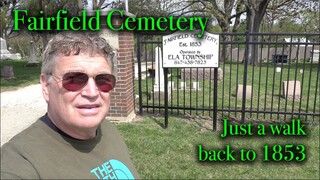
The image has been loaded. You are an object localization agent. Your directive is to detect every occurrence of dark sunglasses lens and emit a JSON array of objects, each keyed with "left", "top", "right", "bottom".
[
  {"left": 95, "top": 74, "right": 115, "bottom": 92},
  {"left": 62, "top": 72, "right": 88, "bottom": 91}
]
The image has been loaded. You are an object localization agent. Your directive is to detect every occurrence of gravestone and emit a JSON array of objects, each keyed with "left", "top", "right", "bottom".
[
  {"left": 26, "top": 41, "right": 40, "bottom": 67},
  {"left": 153, "top": 47, "right": 165, "bottom": 92},
  {"left": 310, "top": 50, "right": 319, "bottom": 63},
  {"left": 168, "top": 81, "right": 175, "bottom": 90},
  {"left": 0, "top": 38, "right": 21, "bottom": 60},
  {"left": 180, "top": 68, "right": 223, "bottom": 81},
  {"left": 0, "top": 38, "right": 10, "bottom": 55},
  {"left": 276, "top": 67, "right": 281, "bottom": 73},
  {"left": 282, "top": 81, "right": 301, "bottom": 100},
  {"left": 1, "top": 66, "right": 14, "bottom": 78},
  {"left": 152, "top": 47, "right": 171, "bottom": 100},
  {"left": 192, "top": 82, "right": 200, "bottom": 90},
  {"left": 236, "top": 84, "right": 252, "bottom": 99},
  {"left": 179, "top": 81, "right": 187, "bottom": 89}
]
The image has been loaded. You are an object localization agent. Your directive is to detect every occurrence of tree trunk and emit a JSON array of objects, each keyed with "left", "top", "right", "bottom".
[
  {"left": 40, "top": 0, "right": 48, "bottom": 50},
  {"left": 77, "top": 0, "right": 84, "bottom": 10},
  {"left": 246, "top": 9, "right": 261, "bottom": 66},
  {"left": 215, "top": 18, "right": 231, "bottom": 63},
  {"left": 220, "top": 33, "right": 231, "bottom": 63},
  {"left": 42, "top": 33, "right": 48, "bottom": 50},
  {"left": 17, "top": 43, "right": 26, "bottom": 57},
  {"left": 244, "top": 0, "right": 270, "bottom": 66}
]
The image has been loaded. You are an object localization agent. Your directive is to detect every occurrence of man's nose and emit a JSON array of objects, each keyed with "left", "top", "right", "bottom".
[{"left": 81, "top": 78, "right": 99, "bottom": 97}]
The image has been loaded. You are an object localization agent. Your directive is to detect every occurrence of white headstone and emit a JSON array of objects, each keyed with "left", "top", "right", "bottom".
[
  {"left": 168, "top": 81, "right": 174, "bottom": 90},
  {"left": 0, "top": 38, "right": 22, "bottom": 60},
  {"left": 0, "top": 38, "right": 10, "bottom": 54},
  {"left": 30, "top": 41, "right": 38, "bottom": 62},
  {"left": 0, "top": 38, "right": 11, "bottom": 60},
  {"left": 310, "top": 50, "right": 319, "bottom": 63},
  {"left": 276, "top": 67, "right": 281, "bottom": 73},
  {"left": 153, "top": 47, "right": 165, "bottom": 92},
  {"left": 192, "top": 82, "right": 200, "bottom": 90},
  {"left": 180, "top": 82, "right": 186, "bottom": 89},
  {"left": 26, "top": 41, "right": 40, "bottom": 66}
]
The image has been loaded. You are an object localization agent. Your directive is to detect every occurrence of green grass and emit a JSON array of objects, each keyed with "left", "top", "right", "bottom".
[
  {"left": 0, "top": 60, "right": 41, "bottom": 92},
  {"left": 137, "top": 62, "right": 319, "bottom": 122},
  {"left": 117, "top": 116, "right": 320, "bottom": 179}
]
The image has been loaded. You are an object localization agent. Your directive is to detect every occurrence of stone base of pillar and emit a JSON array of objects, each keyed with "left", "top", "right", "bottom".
[{"left": 106, "top": 111, "right": 136, "bottom": 123}]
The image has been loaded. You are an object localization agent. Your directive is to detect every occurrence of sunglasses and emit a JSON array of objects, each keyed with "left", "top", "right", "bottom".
[{"left": 51, "top": 72, "right": 116, "bottom": 92}]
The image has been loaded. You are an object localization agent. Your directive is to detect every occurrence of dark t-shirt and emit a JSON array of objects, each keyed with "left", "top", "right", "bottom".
[{"left": 1, "top": 114, "right": 140, "bottom": 179}]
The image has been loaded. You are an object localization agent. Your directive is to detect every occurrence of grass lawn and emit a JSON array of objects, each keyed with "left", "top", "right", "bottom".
[
  {"left": 0, "top": 60, "right": 41, "bottom": 92},
  {"left": 117, "top": 116, "right": 320, "bottom": 179},
  {"left": 137, "top": 62, "right": 319, "bottom": 122}
]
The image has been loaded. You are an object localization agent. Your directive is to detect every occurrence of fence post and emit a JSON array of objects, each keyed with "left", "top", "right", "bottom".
[
  {"left": 137, "top": 34, "right": 143, "bottom": 115},
  {"left": 213, "top": 67, "right": 218, "bottom": 132},
  {"left": 241, "top": 31, "right": 250, "bottom": 123},
  {"left": 164, "top": 68, "right": 169, "bottom": 128}
]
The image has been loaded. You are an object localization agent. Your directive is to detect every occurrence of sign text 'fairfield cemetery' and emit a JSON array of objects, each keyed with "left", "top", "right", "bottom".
[{"left": 163, "top": 30, "right": 219, "bottom": 68}]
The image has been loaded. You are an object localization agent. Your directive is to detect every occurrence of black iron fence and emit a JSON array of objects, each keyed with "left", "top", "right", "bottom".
[{"left": 136, "top": 32, "right": 320, "bottom": 129}]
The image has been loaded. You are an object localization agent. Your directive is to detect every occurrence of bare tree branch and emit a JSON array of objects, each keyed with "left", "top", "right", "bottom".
[{"left": 167, "top": 0, "right": 202, "bottom": 15}]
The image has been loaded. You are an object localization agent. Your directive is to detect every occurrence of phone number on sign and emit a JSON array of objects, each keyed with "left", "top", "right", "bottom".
[{"left": 174, "top": 60, "right": 207, "bottom": 65}]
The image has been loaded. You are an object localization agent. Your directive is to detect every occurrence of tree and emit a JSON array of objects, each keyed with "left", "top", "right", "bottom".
[
  {"left": 164, "top": 0, "right": 246, "bottom": 34},
  {"left": 71, "top": 0, "right": 320, "bottom": 66},
  {"left": 244, "top": 0, "right": 319, "bottom": 65},
  {"left": 7, "top": 32, "right": 33, "bottom": 57},
  {"left": 156, "top": 0, "right": 246, "bottom": 62},
  {"left": 127, "top": 0, "right": 177, "bottom": 17},
  {"left": 80, "top": 0, "right": 123, "bottom": 10},
  {"left": 300, "top": 9, "right": 320, "bottom": 33},
  {"left": 20, "top": 0, "right": 81, "bottom": 48},
  {"left": 243, "top": 0, "right": 270, "bottom": 65},
  {"left": 262, "top": 0, "right": 320, "bottom": 33},
  {"left": 0, "top": 0, "right": 21, "bottom": 38}
]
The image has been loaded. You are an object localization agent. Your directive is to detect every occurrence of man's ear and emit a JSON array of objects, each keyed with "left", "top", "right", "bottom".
[{"left": 40, "top": 73, "right": 50, "bottom": 102}]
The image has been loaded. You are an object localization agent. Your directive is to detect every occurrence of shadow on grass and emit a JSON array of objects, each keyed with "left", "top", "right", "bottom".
[{"left": 150, "top": 116, "right": 166, "bottom": 129}]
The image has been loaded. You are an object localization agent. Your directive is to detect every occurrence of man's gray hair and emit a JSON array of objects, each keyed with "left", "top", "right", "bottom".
[{"left": 41, "top": 31, "right": 114, "bottom": 75}]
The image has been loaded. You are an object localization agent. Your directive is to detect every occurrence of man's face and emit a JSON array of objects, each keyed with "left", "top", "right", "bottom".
[{"left": 41, "top": 54, "right": 113, "bottom": 139}]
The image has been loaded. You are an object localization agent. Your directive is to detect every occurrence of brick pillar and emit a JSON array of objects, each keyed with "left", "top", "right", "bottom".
[
  {"left": 107, "top": 31, "right": 136, "bottom": 122},
  {"left": 83, "top": 10, "right": 136, "bottom": 122}
]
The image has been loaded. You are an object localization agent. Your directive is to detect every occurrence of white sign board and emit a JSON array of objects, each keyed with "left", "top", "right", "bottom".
[{"left": 163, "top": 30, "right": 219, "bottom": 68}]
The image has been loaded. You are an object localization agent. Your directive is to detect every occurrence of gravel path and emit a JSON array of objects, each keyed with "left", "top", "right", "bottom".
[{"left": 1, "top": 84, "right": 47, "bottom": 146}]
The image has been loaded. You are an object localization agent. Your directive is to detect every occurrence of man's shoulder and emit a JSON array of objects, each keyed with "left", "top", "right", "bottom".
[
  {"left": 0, "top": 119, "right": 45, "bottom": 179},
  {"left": 1, "top": 118, "right": 48, "bottom": 149},
  {"left": 98, "top": 120, "right": 129, "bottom": 148},
  {"left": 101, "top": 119, "right": 124, "bottom": 132}
]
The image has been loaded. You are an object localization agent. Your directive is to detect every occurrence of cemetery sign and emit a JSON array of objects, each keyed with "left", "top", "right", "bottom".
[{"left": 163, "top": 30, "right": 219, "bottom": 68}]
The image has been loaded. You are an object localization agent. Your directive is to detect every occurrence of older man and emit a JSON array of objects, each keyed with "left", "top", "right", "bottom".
[{"left": 1, "top": 32, "right": 140, "bottom": 179}]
